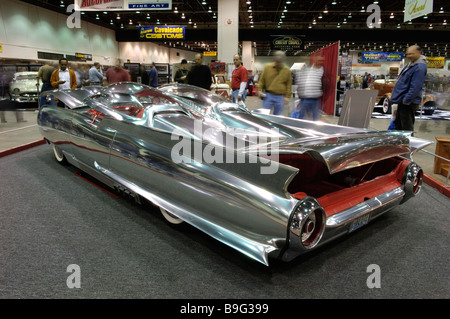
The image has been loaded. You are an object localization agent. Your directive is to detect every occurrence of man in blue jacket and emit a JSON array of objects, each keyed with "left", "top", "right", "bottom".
[{"left": 391, "top": 45, "right": 427, "bottom": 132}]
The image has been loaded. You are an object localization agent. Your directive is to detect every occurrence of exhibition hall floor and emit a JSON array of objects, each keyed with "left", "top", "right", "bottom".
[
  {"left": 0, "top": 144, "right": 449, "bottom": 299},
  {"left": 0, "top": 96, "right": 449, "bottom": 299}
]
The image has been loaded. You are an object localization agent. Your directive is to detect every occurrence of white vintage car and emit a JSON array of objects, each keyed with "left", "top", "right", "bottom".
[{"left": 9, "top": 71, "right": 39, "bottom": 102}]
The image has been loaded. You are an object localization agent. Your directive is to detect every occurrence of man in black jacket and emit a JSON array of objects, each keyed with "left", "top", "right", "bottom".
[{"left": 187, "top": 53, "right": 212, "bottom": 90}]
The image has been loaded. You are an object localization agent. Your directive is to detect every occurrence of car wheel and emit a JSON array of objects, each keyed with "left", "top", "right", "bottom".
[
  {"left": 381, "top": 97, "right": 391, "bottom": 114},
  {"left": 160, "top": 207, "right": 184, "bottom": 225},
  {"left": 52, "top": 144, "right": 67, "bottom": 164}
]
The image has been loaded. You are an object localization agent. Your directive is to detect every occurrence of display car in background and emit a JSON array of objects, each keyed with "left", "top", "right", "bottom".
[
  {"left": 9, "top": 71, "right": 39, "bottom": 103},
  {"left": 369, "top": 79, "right": 436, "bottom": 115},
  {"left": 37, "top": 82, "right": 429, "bottom": 266}
]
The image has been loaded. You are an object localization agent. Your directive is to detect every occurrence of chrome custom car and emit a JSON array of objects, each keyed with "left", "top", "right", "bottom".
[
  {"left": 9, "top": 71, "right": 39, "bottom": 102},
  {"left": 37, "top": 82, "right": 429, "bottom": 266}
]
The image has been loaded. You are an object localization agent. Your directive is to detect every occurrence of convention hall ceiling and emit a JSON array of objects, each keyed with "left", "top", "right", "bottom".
[{"left": 18, "top": 0, "right": 450, "bottom": 57}]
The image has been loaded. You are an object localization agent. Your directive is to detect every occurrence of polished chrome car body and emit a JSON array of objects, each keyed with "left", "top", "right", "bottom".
[
  {"left": 37, "top": 82, "right": 429, "bottom": 266},
  {"left": 9, "top": 71, "right": 39, "bottom": 102}
]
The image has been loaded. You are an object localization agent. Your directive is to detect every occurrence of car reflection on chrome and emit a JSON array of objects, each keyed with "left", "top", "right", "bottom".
[
  {"left": 9, "top": 71, "right": 39, "bottom": 103},
  {"left": 37, "top": 82, "right": 431, "bottom": 266}
]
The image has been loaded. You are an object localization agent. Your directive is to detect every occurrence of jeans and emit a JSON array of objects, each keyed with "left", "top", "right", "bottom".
[
  {"left": 298, "top": 98, "right": 320, "bottom": 121},
  {"left": 262, "top": 93, "right": 284, "bottom": 115},
  {"left": 394, "top": 102, "right": 419, "bottom": 132},
  {"left": 39, "top": 82, "right": 56, "bottom": 108},
  {"left": 231, "top": 89, "right": 247, "bottom": 103}
]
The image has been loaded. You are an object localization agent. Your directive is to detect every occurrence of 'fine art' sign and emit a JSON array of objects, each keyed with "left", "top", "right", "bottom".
[{"left": 74, "top": 0, "right": 172, "bottom": 11}]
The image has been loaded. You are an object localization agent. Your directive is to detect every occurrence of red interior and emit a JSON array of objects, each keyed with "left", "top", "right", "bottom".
[
  {"left": 111, "top": 105, "right": 145, "bottom": 118},
  {"left": 280, "top": 154, "right": 410, "bottom": 217}
]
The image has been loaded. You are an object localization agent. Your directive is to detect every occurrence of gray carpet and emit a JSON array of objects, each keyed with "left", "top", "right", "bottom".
[{"left": 1, "top": 145, "right": 449, "bottom": 299}]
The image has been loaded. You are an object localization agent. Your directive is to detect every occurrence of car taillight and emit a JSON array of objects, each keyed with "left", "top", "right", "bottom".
[
  {"left": 402, "top": 163, "right": 423, "bottom": 201},
  {"left": 290, "top": 198, "right": 326, "bottom": 250}
]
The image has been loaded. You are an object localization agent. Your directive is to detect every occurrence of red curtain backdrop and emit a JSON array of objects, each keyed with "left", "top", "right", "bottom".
[{"left": 310, "top": 41, "right": 339, "bottom": 115}]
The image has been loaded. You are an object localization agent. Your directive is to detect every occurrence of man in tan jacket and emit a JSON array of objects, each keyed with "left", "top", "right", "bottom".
[
  {"left": 258, "top": 51, "right": 292, "bottom": 115},
  {"left": 50, "top": 58, "right": 77, "bottom": 90}
]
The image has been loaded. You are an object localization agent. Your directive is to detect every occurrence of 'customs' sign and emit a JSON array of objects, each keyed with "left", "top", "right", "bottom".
[
  {"left": 270, "top": 36, "right": 303, "bottom": 53},
  {"left": 139, "top": 26, "right": 185, "bottom": 40},
  {"left": 74, "top": 0, "right": 172, "bottom": 11},
  {"left": 404, "top": 0, "right": 433, "bottom": 22}
]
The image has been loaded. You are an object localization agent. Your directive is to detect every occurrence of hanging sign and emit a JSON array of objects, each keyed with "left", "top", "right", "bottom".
[
  {"left": 362, "top": 52, "right": 404, "bottom": 62},
  {"left": 270, "top": 36, "right": 304, "bottom": 53},
  {"left": 74, "top": 0, "right": 172, "bottom": 11},
  {"left": 139, "top": 26, "right": 185, "bottom": 40},
  {"left": 426, "top": 57, "right": 445, "bottom": 69},
  {"left": 404, "top": 0, "right": 433, "bottom": 22}
]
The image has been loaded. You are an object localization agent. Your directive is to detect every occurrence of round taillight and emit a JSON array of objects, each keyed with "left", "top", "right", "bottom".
[
  {"left": 301, "top": 209, "right": 325, "bottom": 248},
  {"left": 290, "top": 197, "right": 326, "bottom": 250}
]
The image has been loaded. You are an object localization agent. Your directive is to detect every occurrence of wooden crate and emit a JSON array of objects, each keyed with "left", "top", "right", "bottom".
[{"left": 434, "top": 137, "right": 450, "bottom": 178}]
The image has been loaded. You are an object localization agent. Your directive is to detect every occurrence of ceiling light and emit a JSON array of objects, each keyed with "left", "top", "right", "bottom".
[
  {"left": 110, "top": 20, "right": 114, "bottom": 25},
  {"left": 286, "top": 1, "right": 291, "bottom": 4},
  {"left": 246, "top": 1, "right": 251, "bottom": 4},
  {"left": 443, "top": 20, "right": 447, "bottom": 25},
  {"left": 202, "top": 1, "right": 207, "bottom": 5},
  {"left": 348, "top": 13, "right": 352, "bottom": 18},
  {"left": 174, "top": 7, "right": 178, "bottom": 13},
  {"left": 59, "top": 1, "right": 65, "bottom": 8},
  {"left": 423, "top": 15, "right": 428, "bottom": 19},
  {"left": 146, "top": 14, "right": 150, "bottom": 19},
  {"left": 96, "top": 14, "right": 100, "bottom": 20},
  {"left": 390, "top": 13, "right": 394, "bottom": 18},
  {"left": 439, "top": 7, "right": 444, "bottom": 13},
  {"left": 360, "top": 6, "right": 365, "bottom": 12},
  {"left": 181, "top": 13, "right": 185, "bottom": 19},
  {"left": 129, "top": 19, "right": 133, "bottom": 25},
  {"left": 429, "top": 24, "right": 433, "bottom": 29},
  {"left": 323, "top": 6, "right": 328, "bottom": 13},
  {"left": 208, "top": 7, "right": 212, "bottom": 13},
  {"left": 116, "top": 14, "right": 120, "bottom": 19},
  {"left": 331, "top": 1, "right": 337, "bottom": 4}
]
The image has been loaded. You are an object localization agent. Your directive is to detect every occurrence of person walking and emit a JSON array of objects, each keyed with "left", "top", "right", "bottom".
[
  {"left": 105, "top": 59, "right": 131, "bottom": 84},
  {"left": 187, "top": 53, "right": 212, "bottom": 90},
  {"left": 36, "top": 62, "right": 56, "bottom": 107},
  {"left": 148, "top": 62, "right": 158, "bottom": 88},
  {"left": 231, "top": 54, "right": 248, "bottom": 104},
  {"left": 258, "top": 51, "right": 292, "bottom": 115},
  {"left": 390, "top": 45, "right": 428, "bottom": 133},
  {"left": 174, "top": 59, "right": 189, "bottom": 84},
  {"left": 296, "top": 54, "right": 327, "bottom": 121},
  {"left": 89, "top": 62, "right": 103, "bottom": 86}
]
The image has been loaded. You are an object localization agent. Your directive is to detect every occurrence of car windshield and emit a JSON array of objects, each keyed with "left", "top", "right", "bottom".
[
  {"left": 16, "top": 74, "right": 36, "bottom": 80},
  {"left": 159, "top": 83, "right": 228, "bottom": 107}
]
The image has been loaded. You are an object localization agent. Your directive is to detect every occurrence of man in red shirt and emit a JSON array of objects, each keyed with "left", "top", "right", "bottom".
[
  {"left": 231, "top": 54, "right": 248, "bottom": 104},
  {"left": 105, "top": 59, "right": 131, "bottom": 84}
]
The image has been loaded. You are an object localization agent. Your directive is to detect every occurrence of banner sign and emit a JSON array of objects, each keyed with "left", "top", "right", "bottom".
[
  {"left": 404, "top": 0, "right": 433, "bottom": 22},
  {"left": 426, "top": 57, "right": 445, "bottom": 69},
  {"left": 362, "top": 52, "right": 404, "bottom": 62},
  {"left": 139, "top": 26, "right": 185, "bottom": 40},
  {"left": 75, "top": 52, "right": 93, "bottom": 61},
  {"left": 75, "top": 0, "right": 172, "bottom": 11},
  {"left": 270, "top": 36, "right": 304, "bottom": 53},
  {"left": 203, "top": 51, "right": 217, "bottom": 57}
]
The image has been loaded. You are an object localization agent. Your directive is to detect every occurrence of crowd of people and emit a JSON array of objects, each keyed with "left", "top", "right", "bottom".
[{"left": 29, "top": 44, "right": 435, "bottom": 134}]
